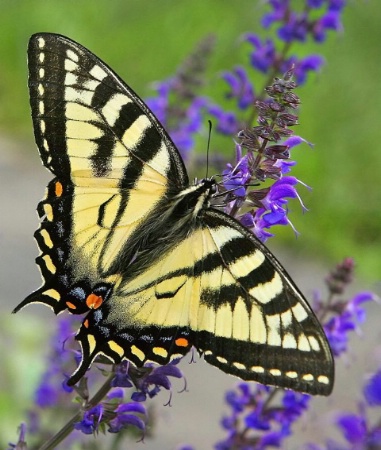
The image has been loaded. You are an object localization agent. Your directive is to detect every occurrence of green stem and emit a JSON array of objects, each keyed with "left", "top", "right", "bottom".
[{"left": 38, "top": 373, "right": 115, "bottom": 450}]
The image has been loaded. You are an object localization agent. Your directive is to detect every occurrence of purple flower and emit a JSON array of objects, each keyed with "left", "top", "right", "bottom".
[
  {"left": 148, "top": 85, "right": 206, "bottom": 159},
  {"left": 35, "top": 377, "right": 58, "bottom": 407},
  {"left": 313, "top": 10, "right": 343, "bottom": 42},
  {"left": 278, "top": 12, "right": 309, "bottom": 42},
  {"left": 222, "top": 153, "right": 251, "bottom": 197},
  {"left": 170, "top": 97, "right": 206, "bottom": 158},
  {"left": 364, "top": 370, "right": 381, "bottom": 406},
  {"left": 146, "top": 80, "right": 171, "bottom": 126},
  {"left": 322, "top": 365, "right": 381, "bottom": 449},
  {"left": 33, "top": 315, "right": 79, "bottom": 409},
  {"left": 260, "top": 176, "right": 304, "bottom": 210},
  {"left": 222, "top": 66, "right": 255, "bottom": 109},
  {"left": 244, "top": 176, "right": 306, "bottom": 239},
  {"left": 245, "top": 34, "right": 276, "bottom": 73},
  {"left": 281, "top": 391, "right": 310, "bottom": 421},
  {"left": 242, "top": 211, "right": 275, "bottom": 242},
  {"left": 336, "top": 414, "right": 367, "bottom": 444},
  {"left": 74, "top": 404, "right": 104, "bottom": 435},
  {"left": 146, "top": 36, "right": 214, "bottom": 159},
  {"left": 245, "top": 409, "right": 271, "bottom": 431},
  {"left": 261, "top": 0, "right": 345, "bottom": 44},
  {"left": 111, "top": 361, "right": 133, "bottom": 388},
  {"left": 258, "top": 424, "right": 291, "bottom": 447},
  {"left": 108, "top": 402, "right": 146, "bottom": 433},
  {"left": 308, "top": 0, "right": 324, "bottom": 7},
  {"left": 289, "top": 54, "right": 325, "bottom": 84},
  {"left": 131, "top": 362, "right": 185, "bottom": 402},
  {"left": 324, "top": 292, "right": 375, "bottom": 356},
  {"left": 261, "top": 1, "right": 288, "bottom": 28},
  {"left": 207, "top": 104, "right": 240, "bottom": 135}
]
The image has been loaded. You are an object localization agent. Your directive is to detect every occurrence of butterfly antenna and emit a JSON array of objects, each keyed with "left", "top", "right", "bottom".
[{"left": 205, "top": 120, "right": 212, "bottom": 179}]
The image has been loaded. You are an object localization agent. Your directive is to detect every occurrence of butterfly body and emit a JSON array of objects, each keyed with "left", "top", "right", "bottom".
[{"left": 14, "top": 33, "right": 334, "bottom": 395}]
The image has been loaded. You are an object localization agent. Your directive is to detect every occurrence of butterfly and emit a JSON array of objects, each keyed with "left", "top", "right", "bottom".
[{"left": 13, "top": 33, "right": 334, "bottom": 395}]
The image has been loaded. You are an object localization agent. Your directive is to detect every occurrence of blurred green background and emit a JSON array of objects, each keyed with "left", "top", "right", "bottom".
[{"left": 1, "top": 0, "right": 380, "bottom": 448}]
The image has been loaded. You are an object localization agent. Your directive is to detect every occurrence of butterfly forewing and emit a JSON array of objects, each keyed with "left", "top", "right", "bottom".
[
  {"left": 14, "top": 33, "right": 188, "bottom": 314},
  {"left": 15, "top": 33, "right": 334, "bottom": 396}
]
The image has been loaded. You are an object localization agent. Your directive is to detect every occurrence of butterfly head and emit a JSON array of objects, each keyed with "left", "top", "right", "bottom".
[{"left": 189, "top": 177, "right": 218, "bottom": 214}]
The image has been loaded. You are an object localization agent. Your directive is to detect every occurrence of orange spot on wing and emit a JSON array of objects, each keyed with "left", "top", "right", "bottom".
[
  {"left": 175, "top": 337, "right": 189, "bottom": 347},
  {"left": 83, "top": 319, "right": 89, "bottom": 328},
  {"left": 66, "top": 301, "right": 76, "bottom": 309},
  {"left": 86, "top": 293, "right": 103, "bottom": 309},
  {"left": 55, "top": 181, "right": 63, "bottom": 197}
]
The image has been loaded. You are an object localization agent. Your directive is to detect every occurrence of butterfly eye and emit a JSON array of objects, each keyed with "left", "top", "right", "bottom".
[{"left": 209, "top": 183, "right": 218, "bottom": 196}]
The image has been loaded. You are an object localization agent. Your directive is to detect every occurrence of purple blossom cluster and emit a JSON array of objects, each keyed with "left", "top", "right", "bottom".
[
  {"left": 208, "top": 0, "right": 345, "bottom": 137},
  {"left": 13, "top": 326, "right": 185, "bottom": 447},
  {"left": 220, "top": 71, "right": 310, "bottom": 241},
  {"left": 317, "top": 258, "right": 376, "bottom": 357},
  {"left": 216, "top": 384, "right": 309, "bottom": 449},
  {"left": 73, "top": 389, "right": 146, "bottom": 435},
  {"left": 112, "top": 360, "right": 185, "bottom": 403}
]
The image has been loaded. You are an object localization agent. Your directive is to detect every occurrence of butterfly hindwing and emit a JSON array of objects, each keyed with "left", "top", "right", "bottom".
[
  {"left": 71, "top": 209, "right": 333, "bottom": 395},
  {"left": 15, "top": 33, "right": 188, "bottom": 314}
]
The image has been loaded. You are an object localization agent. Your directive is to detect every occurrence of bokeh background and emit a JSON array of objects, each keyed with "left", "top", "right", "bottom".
[{"left": 1, "top": 1, "right": 380, "bottom": 448}]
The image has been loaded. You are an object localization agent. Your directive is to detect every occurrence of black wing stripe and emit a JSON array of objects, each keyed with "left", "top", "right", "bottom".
[{"left": 112, "top": 101, "right": 143, "bottom": 139}]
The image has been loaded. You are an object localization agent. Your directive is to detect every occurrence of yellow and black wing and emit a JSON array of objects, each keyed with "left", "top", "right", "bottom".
[
  {"left": 14, "top": 33, "right": 188, "bottom": 315},
  {"left": 72, "top": 209, "right": 333, "bottom": 395},
  {"left": 14, "top": 33, "right": 334, "bottom": 396}
]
